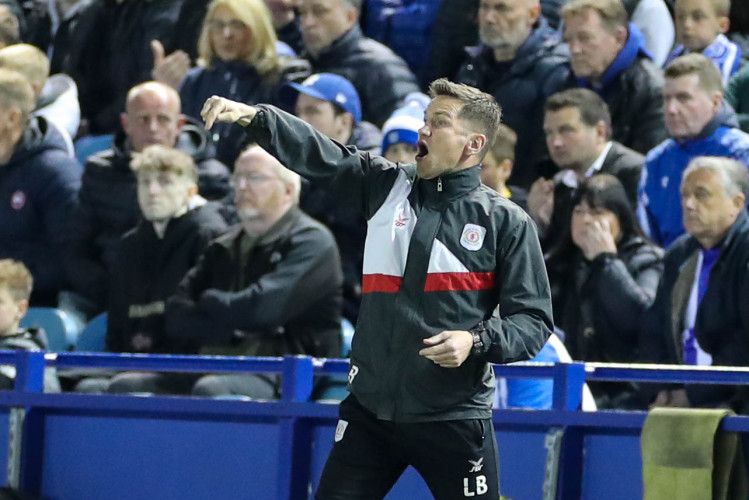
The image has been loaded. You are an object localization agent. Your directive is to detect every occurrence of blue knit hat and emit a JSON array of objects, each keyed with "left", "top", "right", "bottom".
[
  {"left": 381, "top": 94, "right": 428, "bottom": 153},
  {"left": 281, "top": 73, "right": 362, "bottom": 124}
]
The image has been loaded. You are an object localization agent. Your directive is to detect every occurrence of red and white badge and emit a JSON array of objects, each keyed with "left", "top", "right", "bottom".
[
  {"left": 10, "top": 190, "right": 26, "bottom": 210},
  {"left": 460, "top": 223, "right": 486, "bottom": 251}
]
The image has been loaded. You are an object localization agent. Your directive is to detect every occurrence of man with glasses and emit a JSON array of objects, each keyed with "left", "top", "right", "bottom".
[{"left": 165, "top": 144, "right": 343, "bottom": 399}]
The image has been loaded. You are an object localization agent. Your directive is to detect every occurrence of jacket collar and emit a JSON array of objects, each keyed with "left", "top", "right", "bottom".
[
  {"left": 221, "top": 206, "right": 302, "bottom": 249},
  {"left": 309, "top": 24, "right": 363, "bottom": 64},
  {"left": 467, "top": 17, "right": 556, "bottom": 74},
  {"left": 415, "top": 164, "right": 482, "bottom": 205},
  {"left": 577, "top": 23, "right": 651, "bottom": 93},
  {"left": 684, "top": 210, "right": 749, "bottom": 253},
  {"left": 675, "top": 101, "right": 739, "bottom": 144}
]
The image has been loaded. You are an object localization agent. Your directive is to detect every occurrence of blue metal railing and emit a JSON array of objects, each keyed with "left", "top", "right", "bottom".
[{"left": 3, "top": 350, "right": 749, "bottom": 499}]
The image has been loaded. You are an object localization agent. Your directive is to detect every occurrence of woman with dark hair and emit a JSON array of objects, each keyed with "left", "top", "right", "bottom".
[{"left": 546, "top": 174, "right": 663, "bottom": 407}]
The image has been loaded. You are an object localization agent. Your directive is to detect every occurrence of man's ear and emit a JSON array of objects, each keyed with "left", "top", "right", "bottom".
[
  {"left": 718, "top": 16, "right": 730, "bottom": 34},
  {"left": 17, "top": 299, "right": 28, "bottom": 322},
  {"left": 467, "top": 134, "right": 487, "bottom": 156},
  {"left": 187, "top": 184, "right": 198, "bottom": 198},
  {"left": 614, "top": 26, "right": 628, "bottom": 49},
  {"left": 732, "top": 192, "right": 746, "bottom": 213},
  {"left": 177, "top": 113, "right": 187, "bottom": 130},
  {"left": 345, "top": 4, "right": 359, "bottom": 26},
  {"left": 121, "top": 113, "right": 130, "bottom": 135},
  {"left": 595, "top": 120, "right": 608, "bottom": 142}
]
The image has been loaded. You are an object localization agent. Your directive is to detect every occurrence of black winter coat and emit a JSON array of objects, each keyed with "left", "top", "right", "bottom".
[
  {"left": 50, "top": 0, "right": 185, "bottom": 134},
  {"left": 572, "top": 54, "right": 667, "bottom": 155},
  {"left": 456, "top": 18, "right": 570, "bottom": 188},
  {"left": 640, "top": 211, "right": 749, "bottom": 412},
  {"left": 0, "top": 116, "right": 81, "bottom": 299},
  {"left": 66, "top": 122, "right": 231, "bottom": 309},
  {"left": 107, "top": 203, "right": 228, "bottom": 354},
  {"left": 179, "top": 58, "right": 310, "bottom": 166},
  {"left": 549, "top": 236, "right": 663, "bottom": 363},
  {"left": 166, "top": 207, "right": 343, "bottom": 359},
  {"left": 307, "top": 25, "right": 419, "bottom": 127}
]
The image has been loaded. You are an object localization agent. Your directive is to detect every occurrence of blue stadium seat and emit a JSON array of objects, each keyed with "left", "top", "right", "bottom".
[
  {"left": 74, "top": 134, "right": 113, "bottom": 165},
  {"left": 75, "top": 313, "right": 107, "bottom": 352},
  {"left": 20, "top": 308, "right": 79, "bottom": 351}
]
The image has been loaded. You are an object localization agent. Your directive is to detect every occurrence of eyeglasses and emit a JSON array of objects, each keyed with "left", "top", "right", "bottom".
[
  {"left": 208, "top": 19, "right": 247, "bottom": 33},
  {"left": 232, "top": 172, "right": 279, "bottom": 186}
]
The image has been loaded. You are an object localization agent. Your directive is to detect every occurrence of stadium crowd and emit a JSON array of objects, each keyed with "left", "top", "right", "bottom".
[{"left": 0, "top": 0, "right": 748, "bottom": 412}]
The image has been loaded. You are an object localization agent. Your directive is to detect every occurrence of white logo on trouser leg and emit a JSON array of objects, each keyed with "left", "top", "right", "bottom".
[
  {"left": 463, "top": 476, "right": 488, "bottom": 496},
  {"left": 347, "top": 365, "right": 359, "bottom": 385}
]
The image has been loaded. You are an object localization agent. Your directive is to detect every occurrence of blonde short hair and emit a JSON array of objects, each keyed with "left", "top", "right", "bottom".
[
  {"left": 131, "top": 145, "right": 198, "bottom": 184},
  {"left": 0, "top": 68, "right": 34, "bottom": 122},
  {"left": 0, "top": 44, "right": 49, "bottom": 91},
  {"left": 665, "top": 53, "right": 724, "bottom": 94},
  {"left": 0, "top": 259, "right": 32, "bottom": 301},
  {"left": 561, "top": 0, "right": 628, "bottom": 34},
  {"left": 198, "top": 0, "right": 280, "bottom": 77}
]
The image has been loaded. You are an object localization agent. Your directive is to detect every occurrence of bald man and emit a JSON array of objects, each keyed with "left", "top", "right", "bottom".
[
  {"left": 66, "top": 81, "right": 230, "bottom": 314},
  {"left": 455, "top": 0, "right": 571, "bottom": 188}
]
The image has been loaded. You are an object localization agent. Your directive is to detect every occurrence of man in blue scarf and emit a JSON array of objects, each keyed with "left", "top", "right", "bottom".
[{"left": 562, "top": 0, "right": 668, "bottom": 155}]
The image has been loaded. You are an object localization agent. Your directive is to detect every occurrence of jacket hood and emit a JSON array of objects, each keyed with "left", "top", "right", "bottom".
[
  {"left": 675, "top": 101, "right": 740, "bottom": 143},
  {"left": 578, "top": 23, "right": 652, "bottom": 92},
  {"left": 111, "top": 116, "right": 216, "bottom": 165},
  {"left": 7, "top": 115, "right": 70, "bottom": 166},
  {"left": 350, "top": 121, "right": 382, "bottom": 154}
]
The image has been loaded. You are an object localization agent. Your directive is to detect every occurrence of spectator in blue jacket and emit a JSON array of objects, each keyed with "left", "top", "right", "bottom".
[
  {"left": 0, "top": 69, "right": 81, "bottom": 307},
  {"left": 456, "top": 0, "right": 570, "bottom": 188},
  {"left": 638, "top": 54, "right": 749, "bottom": 247},
  {"left": 298, "top": 0, "right": 419, "bottom": 127}
]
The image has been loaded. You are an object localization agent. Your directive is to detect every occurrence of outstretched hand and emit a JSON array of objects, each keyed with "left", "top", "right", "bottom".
[
  {"left": 200, "top": 96, "right": 258, "bottom": 130},
  {"left": 419, "top": 330, "right": 473, "bottom": 368}
]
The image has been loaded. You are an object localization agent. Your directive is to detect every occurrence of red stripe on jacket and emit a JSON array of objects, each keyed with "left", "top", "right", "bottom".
[
  {"left": 423, "top": 272, "right": 495, "bottom": 292},
  {"left": 362, "top": 274, "right": 403, "bottom": 293}
]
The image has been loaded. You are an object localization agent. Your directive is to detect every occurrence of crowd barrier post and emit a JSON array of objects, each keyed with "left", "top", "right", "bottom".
[
  {"left": 277, "top": 355, "right": 315, "bottom": 499},
  {"left": 9, "top": 350, "right": 46, "bottom": 495}
]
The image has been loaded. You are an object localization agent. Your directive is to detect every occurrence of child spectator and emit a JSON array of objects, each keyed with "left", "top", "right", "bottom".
[
  {"left": 0, "top": 259, "right": 60, "bottom": 392},
  {"left": 480, "top": 123, "right": 528, "bottom": 211},
  {"left": 380, "top": 94, "right": 428, "bottom": 164},
  {"left": 666, "top": 0, "right": 741, "bottom": 85}
]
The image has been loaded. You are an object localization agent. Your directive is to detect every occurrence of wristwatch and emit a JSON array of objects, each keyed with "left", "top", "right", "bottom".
[{"left": 469, "top": 322, "right": 486, "bottom": 356}]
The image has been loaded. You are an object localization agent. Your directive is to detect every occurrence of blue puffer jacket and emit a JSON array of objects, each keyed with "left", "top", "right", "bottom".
[
  {"left": 456, "top": 17, "right": 570, "bottom": 188},
  {"left": 0, "top": 116, "right": 82, "bottom": 293},
  {"left": 638, "top": 104, "right": 749, "bottom": 247}
]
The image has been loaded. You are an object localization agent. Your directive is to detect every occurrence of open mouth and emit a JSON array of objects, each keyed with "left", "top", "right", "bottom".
[{"left": 416, "top": 140, "right": 429, "bottom": 160}]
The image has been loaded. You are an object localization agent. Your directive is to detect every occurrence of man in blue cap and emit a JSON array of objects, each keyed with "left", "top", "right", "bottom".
[
  {"left": 282, "top": 72, "right": 381, "bottom": 153},
  {"left": 280, "top": 72, "right": 381, "bottom": 323}
]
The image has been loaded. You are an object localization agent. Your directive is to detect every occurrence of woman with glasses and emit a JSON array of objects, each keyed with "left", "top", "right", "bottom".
[
  {"left": 545, "top": 174, "right": 663, "bottom": 408},
  {"left": 178, "top": 0, "right": 309, "bottom": 166}
]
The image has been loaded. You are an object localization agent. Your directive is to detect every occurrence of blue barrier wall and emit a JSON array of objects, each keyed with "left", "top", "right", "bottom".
[{"left": 0, "top": 351, "right": 748, "bottom": 499}]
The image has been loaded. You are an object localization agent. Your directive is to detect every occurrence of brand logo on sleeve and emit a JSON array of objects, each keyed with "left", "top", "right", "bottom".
[
  {"left": 334, "top": 419, "right": 348, "bottom": 442},
  {"left": 460, "top": 224, "right": 486, "bottom": 251},
  {"left": 10, "top": 191, "right": 26, "bottom": 210}
]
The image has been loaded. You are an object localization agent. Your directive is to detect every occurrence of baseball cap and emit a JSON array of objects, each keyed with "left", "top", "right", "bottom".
[{"left": 281, "top": 73, "right": 362, "bottom": 124}]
